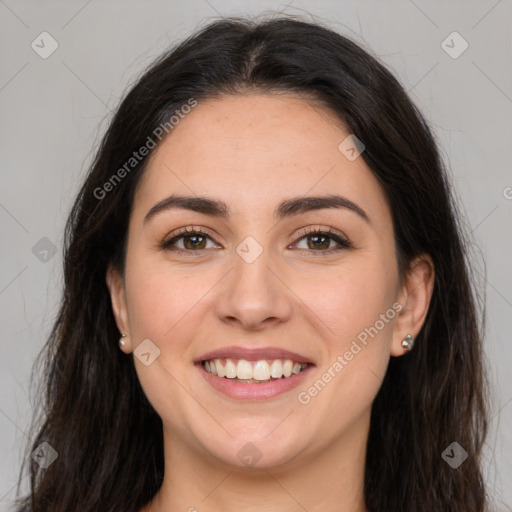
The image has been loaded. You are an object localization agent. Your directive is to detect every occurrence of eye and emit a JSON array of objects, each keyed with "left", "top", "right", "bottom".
[
  {"left": 160, "top": 225, "right": 352, "bottom": 256},
  {"left": 291, "top": 226, "right": 352, "bottom": 256},
  {"left": 160, "top": 227, "right": 219, "bottom": 255}
]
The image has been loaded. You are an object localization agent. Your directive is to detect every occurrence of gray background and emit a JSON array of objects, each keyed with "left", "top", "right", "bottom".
[{"left": 1, "top": 0, "right": 511, "bottom": 509}]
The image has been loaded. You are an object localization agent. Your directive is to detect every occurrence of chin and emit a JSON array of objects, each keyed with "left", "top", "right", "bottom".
[{"left": 199, "top": 430, "right": 305, "bottom": 470}]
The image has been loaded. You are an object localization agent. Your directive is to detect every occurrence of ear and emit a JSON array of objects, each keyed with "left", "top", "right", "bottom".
[
  {"left": 106, "top": 265, "right": 130, "bottom": 341},
  {"left": 391, "top": 253, "right": 435, "bottom": 357}
]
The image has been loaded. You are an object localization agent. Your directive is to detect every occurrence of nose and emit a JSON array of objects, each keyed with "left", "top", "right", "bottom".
[{"left": 214, "top": 244, "right": 293, "bottom": 331}]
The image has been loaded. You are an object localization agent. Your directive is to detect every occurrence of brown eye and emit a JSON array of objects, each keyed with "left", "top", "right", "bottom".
[
  {"left": 181, "top": 234, "right": 208, "bottom": 250},
  {"left": 304, "top": 233, "right": 332, "bottom": 250},
  {"left": 161, "top": 228, "right": 218, "bottom": 253},
  {"left": 293, "top": 229, "right": 352, "bottom": 255},
  {"left": 160, "top": 226, "right": 352, "bottom": 256}
]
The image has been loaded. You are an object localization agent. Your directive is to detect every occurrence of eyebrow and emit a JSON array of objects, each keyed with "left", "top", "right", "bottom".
[{"left": 143, "top": 193, "right": 371, "bottom": 225}]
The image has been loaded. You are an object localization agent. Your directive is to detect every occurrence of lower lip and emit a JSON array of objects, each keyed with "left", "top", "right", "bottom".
[{"left": 196, "top": 362, "right": 313, "bottom": 400}]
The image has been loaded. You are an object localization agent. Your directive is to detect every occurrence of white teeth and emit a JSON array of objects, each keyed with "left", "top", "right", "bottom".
[
  {"left": 292, "top": 363, "right": 302, "bottom": 375},
  {"left": 236, "top": 359, "right": 253, "bottom": 379},
  {"left": 215, "top": 359, "right": 226, "bottom": 378},
  {"left": 224, "top": 359, "right": 237, "bottom": 378},
  {"left": 203, "top": 358, "right": 308, "bottom": 381},
  {"left": 253, "top": 361, "right": 270, "bottom": 381},
  {"left": 270, "top": 360, "right": 283, "bottom": 378},
  {"left": 283, "top": 360, "right": 293, "bottom": 377}
]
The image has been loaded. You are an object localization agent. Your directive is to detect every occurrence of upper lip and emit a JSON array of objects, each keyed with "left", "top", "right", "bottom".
[{"left": 195, "top": 346, "right": 314, "bottom": 365}]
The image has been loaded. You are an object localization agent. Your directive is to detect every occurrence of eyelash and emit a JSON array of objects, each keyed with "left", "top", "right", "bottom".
[{"left": 160, "top": 225, "right": 352, "bottom": 257}]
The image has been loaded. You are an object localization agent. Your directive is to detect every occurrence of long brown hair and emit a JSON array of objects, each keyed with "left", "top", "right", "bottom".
[{"left": 14, "top": 14, "right": 489, "bottom": 512}]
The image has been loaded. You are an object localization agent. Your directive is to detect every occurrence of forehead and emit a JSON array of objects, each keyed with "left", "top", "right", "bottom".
[{"left": 134, "top": 93, "right": 390, "bottom": 225}]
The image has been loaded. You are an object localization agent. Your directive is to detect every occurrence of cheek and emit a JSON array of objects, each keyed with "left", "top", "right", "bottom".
[
  {"left": 291, "top": 256, "right": 397, "bottom": 346},
  {"left": 291, "top": 254, "right": 397, "bottom": 408},
  {"left": 123, "top": 251, "right": 215, "bottom": 354},
  {"left": 295, "top": 267, "right": 396, "bottom": 428},
  {"left": 123, "top": 257, "right": 210, "bottom": 419}
]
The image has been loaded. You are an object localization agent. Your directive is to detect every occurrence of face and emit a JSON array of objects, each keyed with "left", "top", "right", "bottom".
[{"left": 107, "top": 93, "right": 433, "bottom": 471}]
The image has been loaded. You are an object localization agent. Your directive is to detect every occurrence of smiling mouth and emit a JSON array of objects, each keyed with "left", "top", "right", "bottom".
[{"left": 201, "top": 358, "right": 309, "bottom": 383}]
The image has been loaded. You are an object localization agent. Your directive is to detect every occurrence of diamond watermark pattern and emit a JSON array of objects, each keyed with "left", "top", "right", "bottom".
[
  {"left": 441, "top": 32, "right": 468, "bottom": 59},
  {"left": 237, "top": 442, "right": 262, "bottom": 467},
  {"left": 236, "top": 236, "right": 263, "bottom": 264},
  {"left": 31, "top": 442, "right": 58, "bottom": 469},
  {"left": 338, "top": 134, "right": 365, "bottom": 161},
  {"left": 31, "top": 32, "right": 59, "bottom": 59},
  {"left": 441, "top": 442, "right": 468, "bottom": 468},
  {"left": 134, "top": 338, "right": 161, "bottom": 366},
  {"left": 32, "top": 237, "right": 57, "bottom": 263}
]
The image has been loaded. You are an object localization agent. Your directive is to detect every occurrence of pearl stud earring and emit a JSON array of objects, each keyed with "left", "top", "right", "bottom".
[{"left": 401, "top": 334, "right": 414, "bottom": 351}]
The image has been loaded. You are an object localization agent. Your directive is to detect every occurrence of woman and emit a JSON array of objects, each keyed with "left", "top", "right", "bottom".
[{"left": 14, "top": 14, "right": 489, "bottom": 512}]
